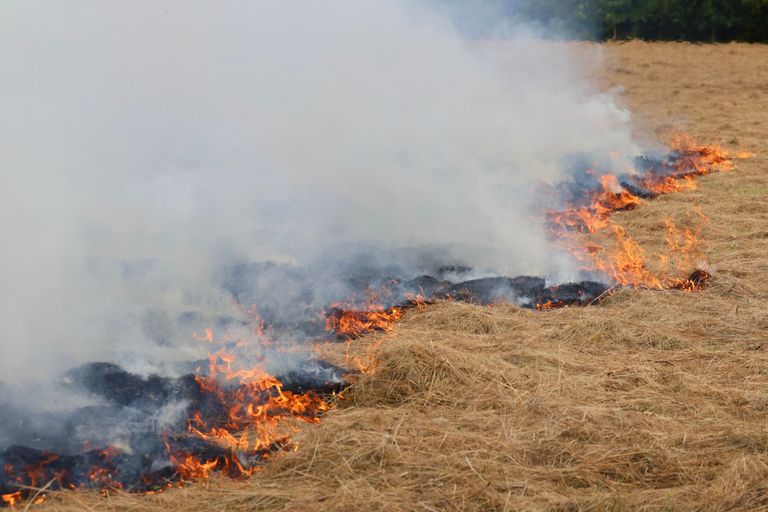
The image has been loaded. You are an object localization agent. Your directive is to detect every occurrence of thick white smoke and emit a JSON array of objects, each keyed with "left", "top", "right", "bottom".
[{"left": 0, "top": 1, "right": 640, "bottom": 384}]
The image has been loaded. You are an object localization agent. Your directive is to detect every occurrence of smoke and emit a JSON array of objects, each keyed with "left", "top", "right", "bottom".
[{"left": 0, "top": 1, "right": 640, "bottom": 386}]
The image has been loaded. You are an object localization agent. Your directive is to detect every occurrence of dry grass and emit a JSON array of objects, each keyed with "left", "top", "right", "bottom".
[{"left": 38, "top": 42, "right": 768, "bottom": 511}]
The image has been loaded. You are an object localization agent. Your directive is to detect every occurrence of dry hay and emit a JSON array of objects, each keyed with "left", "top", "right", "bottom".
[{"left": 37, "top": 42, "right": 768, "bottom": 511}]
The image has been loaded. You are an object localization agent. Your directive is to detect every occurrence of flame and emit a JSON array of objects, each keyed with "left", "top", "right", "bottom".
[
  {"left": 325, "top": 289, "right": 427, "bottom": 340},
  {"left": 535, "top": 300, "right": 569, "bottom": 310},
  {"left": 0, "top": 309, "right": 334, "bottom": 506},
  {"left": 165, "top": 346, "right": 331, "bottom": 482},
  {"left": 162, "top": 307, "right": 334, "bottom": 485},
  {"left": 1, "top": 454, "right": 63, "bottom": 508},
  {"left": 167, "top": 450, "right": 219, "bottom": 480},
  {"left": 548, "top": 174, "right": 642, "bottom": 234},
  {"left": 325, "top": 305, "right": 404, "bottom": 338},
  {"left": 548, "top": 134, "right": 750, "bottom": 290},
  {"left": 1, "top": 135, "right": 750, "bottom": 507},
  {"left": 1, "top": 493, "right": 21, "bottom": 507},
  {"left": 193, "top": 327, "right": 214, "bottom": 343}
]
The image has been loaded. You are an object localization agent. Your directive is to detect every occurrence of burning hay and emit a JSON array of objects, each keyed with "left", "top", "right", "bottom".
[
  {"left": 1, "top": 4, "right": 766, "bottom": 509},
  {"left": 544, "top": 133, "right": 748, "bottom": 291},
  {"left": 0, "top": 132, "right": 751, "bottom": 507}
]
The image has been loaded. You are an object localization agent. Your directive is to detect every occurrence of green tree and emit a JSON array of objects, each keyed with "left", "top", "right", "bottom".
[{"left": 489, "top": 0, "right": 768, "bottom": 42}]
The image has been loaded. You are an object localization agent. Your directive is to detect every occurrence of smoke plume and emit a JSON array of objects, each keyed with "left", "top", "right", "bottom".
[{"left": 0, "top": 1, "right": 640, "bottom": 388}]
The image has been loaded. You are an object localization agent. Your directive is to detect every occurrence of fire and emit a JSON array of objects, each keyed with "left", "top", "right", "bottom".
[
  {"left": 1, "top": 456, "right": 61, "bottom": 508},
  {"left": 547, "top": 133, "right": 750, "bottom": 290},
  {"left": 536, "top": 300, "right": 568, "bottom": 311},
  {"left": 0, "top": 494, "right": 21, "bottom": 507},
  {"left": 548, "top": 174, "right": 642, "bottom": 234},
  {"left": 0, "top": 135, "right": 750, "bottom": 509},
  {"left": 168, "top": 346, "right": 331, "bottom": 482},
  {"left": 325, "top": 288, "right": 427, "bottom": 340},
  {"left": 164, "top": 134, "right": 751, "bottom": 491},
  {"left": 193, "top": 327, "right": 214, "bottom": 343},
  {"left": 0, "top": 323, "right": 335, "bottom": 507},
  {"left": 325, "top": 305, "right": 405, "bottom": 339},
  {"left": 166, "top": 449, "right": 219, "bottom": 480}
]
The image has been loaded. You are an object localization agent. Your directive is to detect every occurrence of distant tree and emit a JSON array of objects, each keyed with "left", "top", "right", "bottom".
[
  {"left": 739, "top": 0, "right": 768, "bottom": 41},
  {"left": 490, "top": 0, "right": 768, "bottom": 42},
  {"left": 599, "top": 0, "right": 632, "bottom": 39}
]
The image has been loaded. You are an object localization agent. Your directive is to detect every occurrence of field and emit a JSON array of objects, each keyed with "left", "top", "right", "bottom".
[{"left": 41, "top": 42, "right": 768, "bottom": 511}]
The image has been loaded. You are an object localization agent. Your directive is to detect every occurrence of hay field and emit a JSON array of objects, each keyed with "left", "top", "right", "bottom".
[{"left": 42, "top": 42, "right": 768, "bottom": 511}]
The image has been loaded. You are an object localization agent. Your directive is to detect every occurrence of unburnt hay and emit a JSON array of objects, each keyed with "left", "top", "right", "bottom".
[{"left": 36, "top": 42, "right": 768, "bottom": 512}]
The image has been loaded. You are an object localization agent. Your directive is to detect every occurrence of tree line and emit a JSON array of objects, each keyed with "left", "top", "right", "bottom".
[{"left": 513, "top": 0, "right": 768, "bottom": 42}]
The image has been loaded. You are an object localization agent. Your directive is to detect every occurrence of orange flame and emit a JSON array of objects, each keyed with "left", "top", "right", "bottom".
[
  {"left": 1, "top": 493, "right": 21, "bottom": 507},
  {"left": 325, "top": 305, "right": 404, "bottom": 338},
  {"left": 325, "top": 289, "right": 427, "bottom": 339},
  {"left": 4, "top": 134, "right": 749, "bottom": 506},
  {"left": 158, "top": 336, "right": 332, "bottom": 483},
  {"left": 535, "top": 300, "right": 569, "bottom": 310},
  {"left": 548, "top": 134, "right": 750, "bottom": 290}
]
